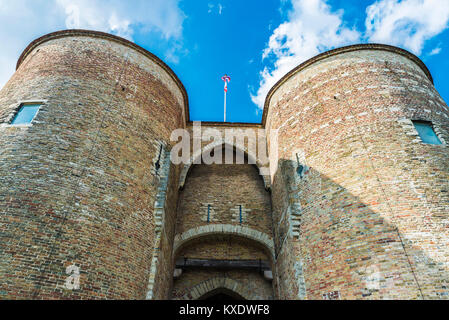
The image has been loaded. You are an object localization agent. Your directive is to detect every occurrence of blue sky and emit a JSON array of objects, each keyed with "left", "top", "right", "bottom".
[{"left": 0, "top": 0, "right": 448, "bottom": 123}]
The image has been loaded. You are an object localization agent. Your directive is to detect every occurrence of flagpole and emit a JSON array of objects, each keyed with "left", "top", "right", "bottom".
[
  {"left": 224, "top": 89, "right": 226, "bottom": 122},
  {"left": 222, "top": 74, "right": 230, "bottom": 123}
]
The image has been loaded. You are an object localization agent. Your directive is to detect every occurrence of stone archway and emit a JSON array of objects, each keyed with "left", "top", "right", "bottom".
[
  {"left": 173, "top": 224, "right": 275, "bottom": 260},
  {"left": 178, "top": 141, "right": 271, "bottom": 190},
  {"left": 200, "top": 288, "right": 246, "bottom": 300},
  {"left": 178, "top": 277, "right": 255, "bottom": 300}
]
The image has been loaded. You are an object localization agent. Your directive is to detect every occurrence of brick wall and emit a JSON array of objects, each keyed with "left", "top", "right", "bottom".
[
  {"left": 176, "top": 153, "right": 272, "bottom": 235},
  {"left": 172, "top": 237, "right": 273, "bottom": 300},
  {"left": 173, "top": 145, "right": 275, "bottom": 299},
  {"left": 172, "top": 270, "right": 273, "bottom": 300}
]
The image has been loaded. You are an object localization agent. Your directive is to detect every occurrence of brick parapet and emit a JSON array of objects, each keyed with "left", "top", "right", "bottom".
[{"left": 15, "top": 29, "right": 189, "bottom": 127}]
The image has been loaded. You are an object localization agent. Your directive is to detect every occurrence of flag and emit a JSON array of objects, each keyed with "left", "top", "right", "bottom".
[{"left": 222, "top": 74, "right": 231, "bottom": 92}]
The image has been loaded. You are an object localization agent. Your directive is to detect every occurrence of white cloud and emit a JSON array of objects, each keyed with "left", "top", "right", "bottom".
[
  {"left": 251, "top": 0, "right": 360, "bottom": 110},
  {"left": 365, "top": 0, "right": 449, "bottom": 55},
  {"left": 429, "top": 46, "right": 442, "bottom": 56},
  {"left": 56, "top": 0, "right": 185, "bottom": 40},
  {"left": 207, "top": 2, "right": 224, "bottom": 15},
  {"left": 252, "top": 0, "right": 449, "bottom": 111},
  {"left": 0, "top": 1, "right": 64, "bottom": 90},
  {"left": 0, "top": 0, "right": 185, "bottom": 90}
]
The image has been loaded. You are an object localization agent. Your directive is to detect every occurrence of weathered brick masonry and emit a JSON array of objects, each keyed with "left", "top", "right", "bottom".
[
  {"left": 173, "top": 139, "right": 274, "bottom": 299},
  {"left": 265, "top": 45, "right": 449, "bottom": 299},
  {"left": 0, "top": 30, "right": 186, "bottom": 299},
  {"left": 0, "top": 31, "right": 448, "bottom": 300}
]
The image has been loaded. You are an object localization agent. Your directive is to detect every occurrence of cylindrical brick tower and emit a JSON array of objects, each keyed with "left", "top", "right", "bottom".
[
  {"left": 265, "top": 44, "right": 449, "bottom": 299},
  {"left": 0, "top": 30, "right": 187, "bottom": 299}
]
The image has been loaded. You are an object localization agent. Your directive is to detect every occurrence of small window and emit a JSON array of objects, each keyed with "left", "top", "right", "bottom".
[
  {"left": 10, "top": 104, "right": 41, "bottom": 125},
  {"left": 412, "top": 120, "right": 442, "bottom": 145},
  {"left": 239, "top": 205, "right": 242, "bottom": 224}
]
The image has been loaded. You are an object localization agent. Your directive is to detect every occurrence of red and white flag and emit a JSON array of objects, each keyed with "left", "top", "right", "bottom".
[
  {"left": 222, "top": 74, "right": 231, "bottom": 122},
  {"left": 222, "top": 74, "right": 231, "bottom": 92}
]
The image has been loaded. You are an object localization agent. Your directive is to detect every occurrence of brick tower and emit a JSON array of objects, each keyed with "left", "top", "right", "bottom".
[
  {"left": 265, "top": 45, "right": 449, "bottom": 299},
  {"left": 0, "top": 30, "right": 187, "bottom": 299}
]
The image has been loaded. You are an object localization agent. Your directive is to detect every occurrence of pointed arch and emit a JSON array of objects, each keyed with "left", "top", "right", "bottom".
[
  {"left": 178, "top": 140, "right": 271, "bottom": 190},
  {"left": 177, "top": 277, "right": 256, "bottom": 300},
  {"left": 199, "top": 288, "right": 246, "bottom": 300}
]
